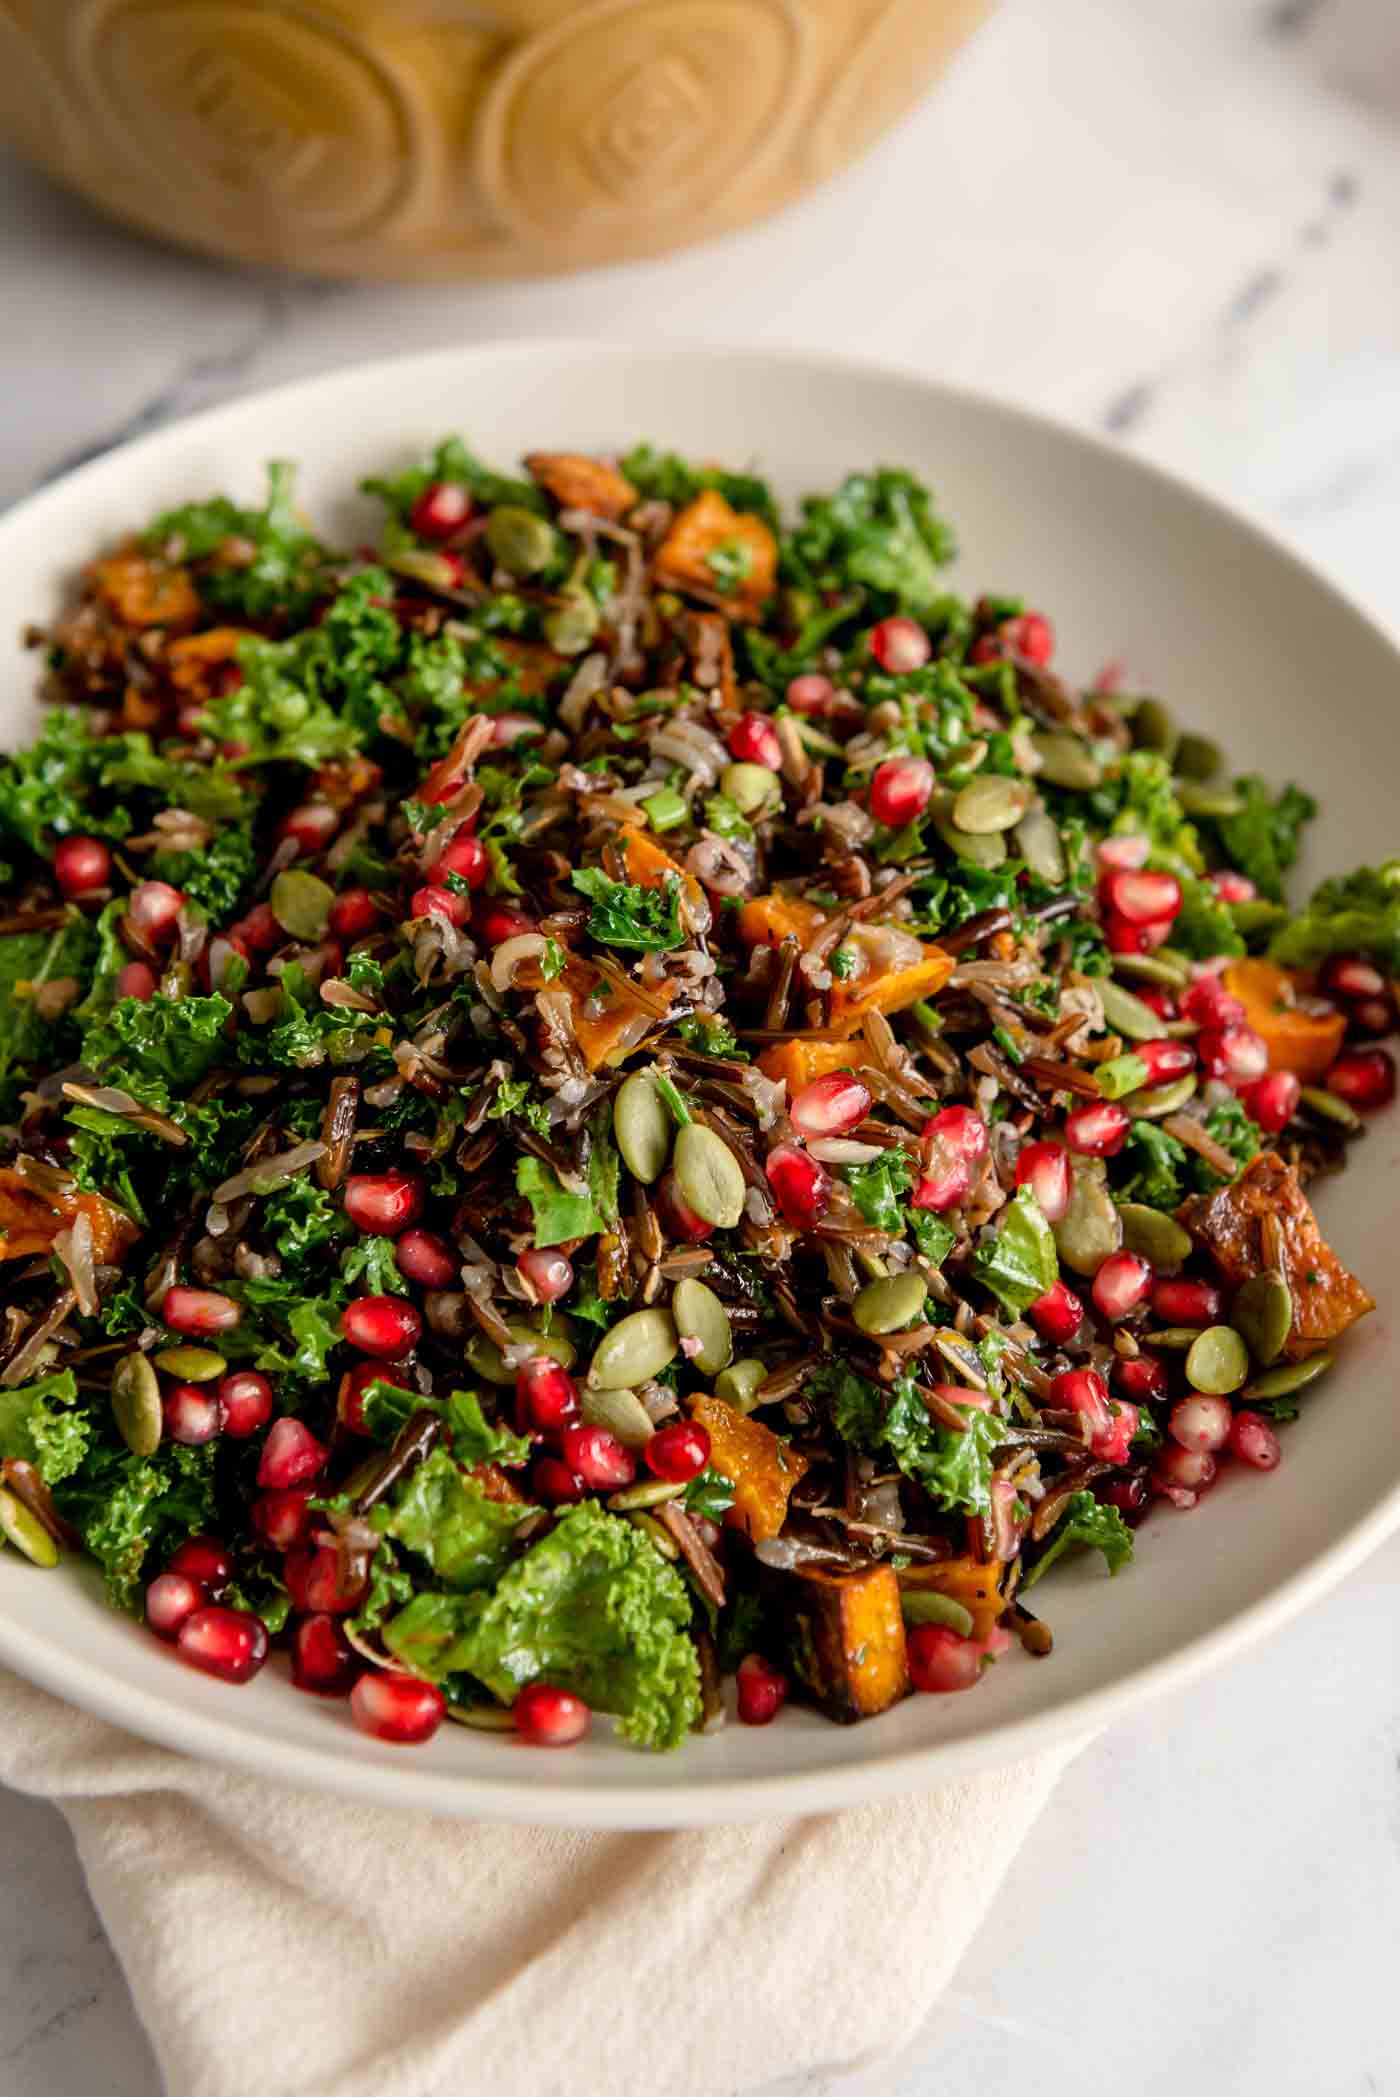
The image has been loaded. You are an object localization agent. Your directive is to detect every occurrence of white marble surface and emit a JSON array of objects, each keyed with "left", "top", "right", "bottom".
[{"left": 3, "top": 0, "right": 1400, "bottom": 2090}]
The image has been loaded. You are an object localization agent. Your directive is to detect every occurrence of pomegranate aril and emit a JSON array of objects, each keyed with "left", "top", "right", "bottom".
[
  {"left": 1349, "top": 995, "right": 1396, "bottom": 1037},
  {"left": 765, "top": 1143, "right": 832, "bottom": 1228},
  {"left": 280, "top": 803, "right": 339, "bottom": 857},
  {"left": 907, "top": 1623, "right": 982, "bottom": 1694},
  {"left": 735, "top": 1652, "right": 789, "bottom": 1725},
  {"left": 410, "top": 479, "right": 472, "bottom": 540},
  {"left": 328, "top": 888, "right": 380, "bottom": 941},
  {"left": 1180, "top": 976, "right": 1246, "bottom": 1028},
  {"left": 1097, "top": 833, "right": 1151, "bottom": 871},
  {"left": 116, "top": 960, "right": 158, "bottom": 1001},
  {"left": 1027, "top": 1278, "right": 1083, "bottom": 1345},
  {"left": 655, "top": 1171, "right": 715, "bottom": 1243},
  {"left": 1100, "top": 868, "right": 1183, "bottom": 926},
  {"left": 146, "top": 1571, "right": 204, "bottom": 1641},
  {"left": 128, "top": 879, "right": 185, "bottom": 940},
  {"left": 728, "top": 712, "right": 782, "bottom": 770},
  {"left": 1098, "top": 1473, "right": 1150, "bottom": 1520},
  {"left": 1211, "top": 869, "right": 1256, "bottom": 904},
  {"left": 411, "top": 882, "right": 470, "bottom": 928},
  {"left": 1092, "top": 1250, "right": 1153, "bottom": 1322},
  {"left": 342, "top": 1294, "right": 422, "bottom": 1357},
  {"left": 1093, "top": 1400, "right": 1140, "bottom": 1466},
  {"left": 790, "top": 1072, "right": 872, "bottom": 1138},
  {"left": 476, "top": 902, "right": 536, "bottom": 946},
  {"left": 1014, "top": 1139, "right": 1070, "bottom": 1221},
  {"left": 489, "top": 712, "right": 544, "bottom": 747},
  {"left": 1063, "top": 1100, "right": 1130, "bottom": 1157},
  {"left": 1004, "top": 610, "right": 1054, "bottom": 665},
  {"left": 869, "top": 616, "right": 932, "bottom": 674},
  {"left": 1152, "top": 1443, "right": 1216, "bottom": 1494},
  {"left": 176, "top": 1606, "right": 269, "bottom": 1685},
  {"left": 235, "top": 901, "right": 283, "bottom": 954},
  {"left": 1115, "top": 1351, "right": 1168, "bottom": 1403},
  {"left": 337, "top": 1357, "right": 410, "bottom": 1436},
  {"left": 217, "top": 1369, "right": 274, "bottom": 1439},
  {"left": 1103, "top": 911, "right": 1169, "bottom": 955},
  {"left": 343, "top": 1170, "right": 423, "bottom": 1236},
  {"left": 1320, "top": 953, "right": 1387, "bottom": 1001},
  {"left": 1197, "top": 1023, "right": 1268, "bottom": 1087},
  {"left": 1151, "top": 1276, "right": 1222, "bottom": 1326},
  {"left": 911, "top": 1155, "right": 971, "bottom": 1212},
  {"left": 436, "top": 830, "right": 489, "bottom": 889},
  {"left": 1135, "top": 1037, "right": 1196, "bottom": 1085},
  {"left": 54, "top": 835, "right": 111, "bottom": 896},
  {"left": 290, "top": 1613, "right": 361, "bottom": 1697},
  {"left": 257, "top": 1416, "right": 329, "bottom": 1489},
  {"left": 167, "top": 1536, "right": 233, "bottom": 1597},
  {"left": 250, "top": 1486, "right": 315, "bottom": 1552},
  {"left": 517, "top": 1246, "right": 574, "bottom": 1305},
  {"left": 531, "top": 1455, "right": 586, "bottom": 1505},
  {"left": 1048, "top": 1367, "right": 1113, "bottom": 1440},
  {"left": 162, "top": 1383, "right": 222, "bottom": 1445},
  {"left": 395, "top": 1229, "right": 458, "bottom": 1288},
  {"left": 868, "top": 756, "right": 935, "bottom": 828},
  {"left": 645, "top": 1421, "right": 711, "bottom": 1484},
  {"left": 516, "top": 1357, "right": 580, "bottom": 1436},
  {"left": 205, "top": 932, "right": 250, "bottom": 994},
  {"left": 922, "top": 1104, "right": 988, "bottom": 1164},
  {"left": 1326, "top": 1047, "right": 1396, "bottom": 1113},
  {"left": 559, "top": 1424, "right": 635, "bottom": 1491},
  {"left": 1135, "top": 984, "right": 1178, "bottom": 1021},
  {"left": 284, "top": 1544, "right": 367, "bottom": 1616},
  {"left": 1243, "top": 1069, "right": 1300, "bottom": 1135},
  {"left": 786, "top": 672, "right": 836, "bottom": 715},
  {"left": 1229, "top": 1410, "right": 1282, "bottom": 1471},
  {"left": 1169, "top": 1395, "right": 1232, "bottom": 1453},
  {"left": 350, "top": 1671, "right": 445, "bottom": 1745},
  {"left": 162, "top": 1285, "right": 241, "bottom": 1336},
  {"left": 514, "top": 1681, "right": 592, "bottom": 1746}
]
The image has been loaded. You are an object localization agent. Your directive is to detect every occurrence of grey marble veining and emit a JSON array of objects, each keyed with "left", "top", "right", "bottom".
[{"left": 2, "top": 1, "right": 1400, "bottom": 2092}]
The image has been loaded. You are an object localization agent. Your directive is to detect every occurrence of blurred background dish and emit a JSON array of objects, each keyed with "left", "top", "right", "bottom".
[{"left": 0, "top": 0, "right": 995, "bottom": 280}]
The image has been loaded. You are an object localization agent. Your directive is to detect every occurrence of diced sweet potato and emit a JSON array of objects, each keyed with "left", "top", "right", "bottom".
[
  {"left": 828, "top": 945, "right": 955, "bottom": 1037},
  {"left": 515, "top": 950, "right": 675, "bottom": 1072},
  {"left": 687, "top": 1395, "right": 809, "bottom": 1544},
  {"left": 653, "top": 490, "right": 778, "bottom": 618},
  {"left": 619, "top": 828, "right": 683, "bottom": 891},
  {"left": 756, "top": 1034, "right": 877, "bottom": 1090},
  {"left": 1220, "top": 958, "right": 1346, "bottom": 1081},
  {"left": 767, "top": 1562, "right": 910, "bottom": 1722},
  {"left": 92, "top": 553, "right": 199, "bottom": 631},
  {"left": 0, "top": 1169, "right": 137, "bottom": 1264},
  {"left": 1178, "top": 1150, "right": 1374, "bottom": 1359},
  {"left": 736, "top": 892, "right": 827, "bottom": 951},
  {"left": 526, "top": 452, "right": 637, "bottom": 520},
  {"left": 166, "top": 626, "right": 247, "bottom": 696},
  {"left": 898, "top": 1557, "right": 1005, "bottom": 1644}
]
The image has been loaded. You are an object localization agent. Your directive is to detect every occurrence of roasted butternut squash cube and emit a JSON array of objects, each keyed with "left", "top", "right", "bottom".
[
  {"left": 898, "top": 1557, "right": 1005, "bottom": 1644},
  {"left": 768, "top": 1562, "right": 910, "bottom": 1722},
  {"left": 525, "top": 452, "right": 637, "bottom": 520},
  {"left": 687, "top": 1395, "right": 809, "bottom": 1544},
  {"left": 653, "top": 490, "right": 778, "bottom": 618}
]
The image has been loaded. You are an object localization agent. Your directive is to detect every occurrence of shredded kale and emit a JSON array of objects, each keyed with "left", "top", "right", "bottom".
[
  {"left": 515, "top": 1155, "right": 604, "bottom": 1247},
  {"left": 789, "top": 469, "right": 956, "bottom": 620},
  {"left": 815, "top": 1362, "right": 1003, "bottom": 1515},
  {"left": 571, "top": 867, "right": 684, "bottom": 951},
  {"left": 1210, "top": 777, "right": 1315, "bottom": 901},
  {"left": 0, "top": 1370, "right": 91, "bottom": 1484},
  {"left": 145, "top": 460, "right": 326, "bottom": 622},
  {"left": 1021, "top": 1489, "right": 1133, "bottom": 1591},
  {"left": 1269, "top": 858, "right": 1400, "bottom": 974},
  {"left": 619, "top": 444, "right": 777, "bottom": 524},
  {"left": 969, "top": 1187, "right": 1059, "bottom": 1315},
  {"left": 841, "top": 1147, "right": 915, "bottom": 1233}
]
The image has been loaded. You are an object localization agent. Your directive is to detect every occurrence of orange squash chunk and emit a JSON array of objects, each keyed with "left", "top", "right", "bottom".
[
  {"left": 756, "top": 1034, "right": 878, "bottom": 1090},
  {"left": 1178, "top": 1150, "right": 1374, "bottom": 1359},
  {"left": 1221, "top": 958, "right": 1346, "bottom": 1082},
  {"left": 92, "top": 553, "right": 199, "bottom": 631},
  {"left": 525, "top": 452, "right": 637, "bottom": 520},
  {"left": 736, "top": 892, "right": 827, "bottom": 951},
  {"left": 166, "top": 626, "right": 247, "bottom": 695},
  {"left": 0, "top": 1169, "right": 137, "bottom": 1264},
  {"left": 516, "top": 950, "right": 675, "bottom": 1072},
  {"left": 687, "top": 1395, "right": 809, "bottom": 1544},
  {"left": 828, "top": 944, "right": 955, "bottom": 1037},
  {"left": 898, "top": 1557, "right": 1005, "bottom": 1644},
  {"left": 653, "top": 490, "right": 778, "bottom": 618},
  {"left": 771, "top": 1563, "right": 910, "bottom": 1721}
]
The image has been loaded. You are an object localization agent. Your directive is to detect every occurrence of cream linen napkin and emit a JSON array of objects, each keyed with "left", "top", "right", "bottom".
[{"left": 0, "top": 1670, "right": 1078, "bottom": 2097}]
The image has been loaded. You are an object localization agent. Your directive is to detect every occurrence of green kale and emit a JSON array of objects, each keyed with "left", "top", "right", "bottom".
[
  {"left": 908, "top": 1210, "right": 956, "bottom": 1266},
  {"left": 1189, "top": 1096, "right": 1261, "bottom": 1192},
  {"left": 1094, "top": 751, "right": 1201, "bottom": 864},
  {"left": 1170, "top": 872, "right": 1246, "bottom": 961},
  {"left": 1211, "top": 777, "right": 1315, "bottom": 902},
  {"left": 969, "top": 1187, "right": 1058, "bottom": 1315},
  {"left": 571, "top": 866, "right": 683, "bottom": 951},
  {"left": 54, "top": 1441, "right": 220, "bottom": 1613},
  {"left": 340, "top": 1233, "right": 407, "bottom": 1297},
  {"left": 443, "top": 1499, "right": 703, "bottom": 1751},
  {"left": 673, "top": 1013, "right": 742, "bottom": 1058},
  {"left": 0, "top": 1370, "right": 91, "bottom": 1485},
  {"left": 789, "top": 469, "right": 956, "bottom": 620},
  {"left": 0, "top": 708, "right": 134, "bottom": 854},
  {"left": 702, "top": 794, "right": 755, "bottom": 844},
  {"left": 1021, "top": 1489, "right": 1133, "bottom": 1592},
  {"left": 682, "top": 1468, "right": 737, "bottom": 1523},
  {"left": 149, "top": 826, "right": 258, "bottom": 919},
  {"left": 619, "top": 445, "right": 777, "bottom": 524},
  {"left": 815, "top": 1363, "right": 1003, "bottom": 1515},
  {"left": 362, "top": 436, "right": 547, "bottom": 551},
  {"left": 515, "top": 1155, "right": 604, "bottom": 1248},
  {"left": 240, "top": 1281, "right": 345, "bottom": 1392},
  {"left": 145, "top": 460, "right": 326, "bottom": 622},
  {"left": 80, "top": 993, "right": 231, "bottom": 1087},
  {"left": 347, "top": 1544, "right": 416, "bottom": 1643},
  {"left": 261, "top": 1178, "right": 351, "bottom": 1281},
  {"left": 374, "top": 1448, "right": 535, "bottom": 1593},
  {"left": 0, "top": 918, "right": 95, "bottom": 1105},
  {"left": 1115, "top": 1121, "right": 1188, "bottom": 1210},
  {"left": 706, "top": 538, "right": 753, "bottom": 595},
  {"left": 487, "top": 1075, "right": 551, "bottom": 1135},
  {"left": 841, "top": 1147, "right": 915, "bottom": 1233},
  {"left": 1269, "top": 859, "right": 1400, "bottom": 974}
]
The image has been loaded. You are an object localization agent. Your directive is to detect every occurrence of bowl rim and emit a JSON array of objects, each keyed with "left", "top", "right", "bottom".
[{"left": 1, "top": 334, "right": 1397, "bottom": 1826}]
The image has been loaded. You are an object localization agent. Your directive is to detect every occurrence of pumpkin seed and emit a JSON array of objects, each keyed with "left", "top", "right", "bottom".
[
  {"left": 0, "top": 1486, "right": 59, "bottom": 1568},
  {"left": 1174, "top": 732, "right": 1222, "bottom": 781},
  {"left": 153, "top": 1346, "right": 227, "bottom": 1382},
  {"left": 607, "top": 1478, "right": 686, "bottom": 1512},
  {"left": 951, "top": 774, "right": 1032, "bottom": 834},
  {"left": 672, "top": 1123, "right": 746, "bottom": 1228},
  {"left": 1031, "top": 731, "right": 1103, "bottom": 790},
  {"left": 1185, "top": 1324, "right": 1250, "bottom": 1395},
  {"left": 111, "top": 1352, "right": 162, "bottom": 1457},
  {"left": 720, "top": 762, "right": 781, "bottom": 815},
  {"left": 387, "top": 549, "right": 464, "bottom": 594},
  {"left": 466, "top": 1322, "right": 576, "bottom": 1386},
  {"left": 542, "top": 590, "right": 600, "bottom": 656},
  {"left": 1097, "top": 978, "right": 1164, "bottom": 1042},
  {"left": 588, "top": 1307, "right": 679, "bottom": 1389},
  {"left": 445, "top": 1702, "right": 518, "bottom": 1732},
  {"left": 852, "top": 1271, "right": 928, "bottom": 1334},
  {"left": 900, "top": 1590, "right": 975, "bottom": 1635},
  {"left": 715, "top": 1357, "right": 768, "bottom": 1411},
  {"left": 629, "top": 1509, "right": 680, "bottom": 1559},
  {"left": 580, "top": 1384, "right": 655, "bottom": 1448},
  {"left": 1243, "top": 1352, "right": 1334, "bottom": 1402},
  {"left": 1112, "top": 948, "right": 1192, "bottom": 989},
  {"left": 1175, "top": 782, "right": 1243, "bottom": 819},
  {"left": 673, "top": 1278, "right": 733, "bottom": 1376},
  {"left": 930, "top": 794, "right": 1007, "bottom": 867},
  {"left": 1299, "top": 1085, "right": 1363, "bottom": 1133},
  {"left": 613, "top": 1071, "right": 671, "bottom": 1184},
  {"left": 1131, "top": 697, "right": 1176, "bottom": 757},
  {"left": 270, "top": 869, "right": 334, "bottom": 942},
  {"left": 1127, "top": 1074, "right": 1198, "bottom": 1118},
  {"left": 484, "top": 505, "right": 557, "bottom": 576},
  {"left": 1053, "top": 1161, "right": 1123, "bottom": 1276},
  {"left": 1118, "top": 1202, "right": 1192, "bottom": 1271},
  {"left": 1011, "top": 801, "right": 1066, "bottom": 884},
  {"left": 1231, "top": 899, "right": 1289, "bottom": 942},
  {"left": 1144, "top": 1327, "right": 1201, "bottom": 1351},
  {"left": 1232, "top": 1271, "right": 1293, "bottom": 1366}
]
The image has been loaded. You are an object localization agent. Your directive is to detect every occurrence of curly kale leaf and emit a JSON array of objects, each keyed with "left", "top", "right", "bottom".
[
  {"left": 145, "top": 460, "right": 327, "bottom": 623},
  {"left": 815, "top": 1362, "right": 1003, "bottom": 1516},
  {"left": 789, "top": 469, "right": 956, "bottom": 620},
  {"left": 1021, "top": 1489, "right": 1133, "bottom": 1592}
]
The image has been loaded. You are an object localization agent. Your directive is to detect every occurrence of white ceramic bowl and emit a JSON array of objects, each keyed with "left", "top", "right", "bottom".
[{"left": 0, "top": 342, "right": 1396, "bottom": 1827}]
